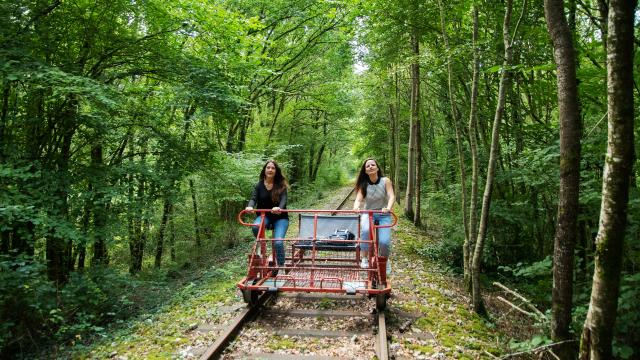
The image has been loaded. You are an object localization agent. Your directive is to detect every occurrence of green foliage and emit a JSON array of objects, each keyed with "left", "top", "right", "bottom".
[
  {"left": 408, "top": 186, "right": 465, "bottom": 272},
  {"left": 570, "top": 272, "right": 640, "bottom": 360},
  {"left": 0, "top": 0, "right": 636, "bottom": 357},
  {"left": 507, "top": 334, "right": 552, "bottom": 352},
  {"left": 613, "top": 273, "right": 640, "bottom": 359},
  {"left": 312, "top": 160, "right": 351, "bottom": 188},
  {"left": 0, "top": 256, "right": 141, "bottom": 355},
  {"left": 498, "top": 256, "right": 552, "bottom": 279},
  {"left": 413, "top": 235, "right": 464, "bottom": 273},
  {"left": 216, "top": 221, "right": 247, "bottom": 249},
  {"left": 497, "top": 257, "right": 553, "bottom": 306},
  {"left": 290, "top": 160, "right": 352, "bottom": 206},
  {"left": 0, "top": 255, "right": 56, "bottom": 353}
]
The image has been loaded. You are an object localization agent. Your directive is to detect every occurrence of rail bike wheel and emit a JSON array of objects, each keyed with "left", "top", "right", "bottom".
[
  {"left": 242, "top": 289, "right": 258, "bottom": 306},
  {"left": 374, "top": 275, "right": 388, "bottom": 311},
  {"left": 376, "top": 292, "right": 387, "bottom": 311},
  {"left": 242, "top": 279, "right": 260, "bottom": 306}
]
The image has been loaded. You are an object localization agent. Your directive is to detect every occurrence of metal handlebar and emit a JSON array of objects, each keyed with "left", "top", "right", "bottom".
[
  {"left": 237, "top": 209, "right": 398, "bottom": 227},
  {"left": 372, "top": 212, "right": 398, "bottom": 229}
]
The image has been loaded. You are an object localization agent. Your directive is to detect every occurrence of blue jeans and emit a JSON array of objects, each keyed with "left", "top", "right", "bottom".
[
  {"left": 252, "top": 216, "right": 289, "bottom": 266},
  {"left": 359, "top": 213, "right": 392, "bottom": 257}
]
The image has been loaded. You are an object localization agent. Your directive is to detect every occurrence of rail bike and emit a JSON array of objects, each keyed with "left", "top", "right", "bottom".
[{"left": 237, "top": 209, "right": 396, "bottom": 310}]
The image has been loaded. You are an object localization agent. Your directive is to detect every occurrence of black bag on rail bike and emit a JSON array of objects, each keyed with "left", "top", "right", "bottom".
[{"left": 324, "top": 228, "right": 356, "bottom": 246}]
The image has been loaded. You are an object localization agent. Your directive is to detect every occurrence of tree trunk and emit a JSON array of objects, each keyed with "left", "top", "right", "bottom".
[
  {"left": 598, "top": 0, "right": 608, "bottom": 57},
  {"left": 394, "top": 67, "right": 401, "bottom": 201},
  {"left": 155, "top": 199, "right": 172, "bottom": 268},
  {"left": 466, "top": 6, "right": 480, "bottom": 293},
  {"left": 404, "top": 30, "right": 420, "bottom": 221},
  {"left": 311, "top": 143, "right": 325, "bottom": 181},
  {"left": 439, "top": 0, "right": 469, "bottom": 268},
  {"left": 169, "top": 213, "right": 176, "bottom": 262},
  {"left": 225, "top": 119, "right": 238, "bottom": 152},
  {"left": 78, "top": 185, "right": 92, "bottom": 270},
  {"left": 77, "top": 246, "right": 86, "bottom": 270},
  {"left": 544, "top": 0, "right": 582, "bottom": 357},
  {"left": 472, "top": 0, "right": 516, "bottom": 315},
  {"left": 308, "top": 141, "right": 316, "bottom": 180},
  {"left": 577, "top": 219, "right": 588, "bottom": 283},
  {"left": 267, "top": 93, "right": 287, "bottom": 141},
  {"left": 1, "top": 233, "right": 8, "bottom": 254},
  {"left": 46, "top": 101, "right": 76, "bottom": 284},
  {"left": 579, "top": 0, "right": 636, "bottom": 358},
  {"left": 414, "top": 96, "right": 422, "bottom": 227},
  {"left": 90, "top": 144, "right": 109, "bottom": 266},
  {"left": 190, "top": 179, "right": 202, "bottom": 248},
  {"left": 0, "top": 84, "right": 9, "bottom": 161},
  {"left": 237, "top": 112, "right": 251, "bottom": 152},
  {"left": 388, "top": 102, "right": 396, "bottom": 186},
  {"left": 129, "top": 138, "right": 145, "bottom": 274}
]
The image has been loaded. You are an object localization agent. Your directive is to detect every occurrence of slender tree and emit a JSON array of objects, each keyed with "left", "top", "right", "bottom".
[
  {"left": 404, "top": 29, "right": 420, "bottom": 221},
  {"left": 472, "top": 0, "right": 524, "bottom": 314},
  {"left": 90, "top": 143, "right": 109, "bottom": 266},
  {"left": 466, "top": 5, "right": 480, "bottom": 293},
  {"left": 579, "top": 0, "right": 636, "bottom": 358},
  {"left": 388, "top": 102, "right": 396, "bottom": 182},
  {"left": 190, "top": 179, "right": 202, "bottom": 248},
  {"left": 544, "top": 0, "right": 582, "bottom": 357},
  {"left": 155, "top": 201, "right": 172, "bottom": 268},
  {"left": 439, "top": 0, "right": 469, "bottom": 276},
  {"left": 393, "top": 67, "right": 401, "bottom": 201},
  {"left": 415, "top": 89, "right": 422, "bottom": 227}
]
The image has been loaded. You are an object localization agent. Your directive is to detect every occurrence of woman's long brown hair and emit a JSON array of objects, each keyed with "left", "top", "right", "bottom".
[
  {"left": 355, "top": 158, "right": 383, "bottom": 200},
  {"left": 260, "top": 160, "right": 288, "bottom": 203}
]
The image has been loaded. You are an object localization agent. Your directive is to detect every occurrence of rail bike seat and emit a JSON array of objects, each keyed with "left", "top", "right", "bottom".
[{"left": 294, "top": 214, "right": 360, "bottom": 251}]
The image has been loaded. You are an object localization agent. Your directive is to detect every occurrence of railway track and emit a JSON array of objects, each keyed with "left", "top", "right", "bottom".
[{"left": 198, "top": 187, "right": 390, "bottom": 360}]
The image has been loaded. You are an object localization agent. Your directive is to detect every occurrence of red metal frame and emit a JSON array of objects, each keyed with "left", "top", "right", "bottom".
[{"left": 237, "top": 209, "right": 397, "bottom": 296}]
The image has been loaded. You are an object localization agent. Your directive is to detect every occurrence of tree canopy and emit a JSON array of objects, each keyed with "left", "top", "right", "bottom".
[{"left": 1, "top": 0, "right": 638, "bottom": 358}]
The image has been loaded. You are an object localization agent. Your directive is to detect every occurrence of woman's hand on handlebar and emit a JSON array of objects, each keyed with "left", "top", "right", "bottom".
[
  {"left": 245, "top": 206, "right": 254, "bottom": 214},
  {"left": 271, "top": 207, "right": 281, "bottom": 214}
]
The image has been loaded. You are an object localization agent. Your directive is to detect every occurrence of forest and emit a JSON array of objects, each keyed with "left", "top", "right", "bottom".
[{"left": 0, "top": 0, "right": 638, "bottom": 359}]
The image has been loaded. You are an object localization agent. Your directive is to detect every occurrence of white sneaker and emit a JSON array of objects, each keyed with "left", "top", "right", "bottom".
[{"left": 360, "top": 258, "right": 369, "bottom": 268}]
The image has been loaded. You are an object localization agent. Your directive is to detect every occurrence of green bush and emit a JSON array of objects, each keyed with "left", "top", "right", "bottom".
[
  {"left": 571, "top": 272, "right": 640, "bottom": 360},
  {"left": 0, "top": 254, "right": 56, "bottom": 355},
  {"left": 613, "top": 272, "right": 640, "bottom": 359},
  {"left": 413, "top": 235, "right": 464, "bottom": 272},
  {"left": 497, "top": 256, "right": 553, "bottom": 305},
  {"left": 0, "top": 257, "right": 136, "bottom": 356},
  {"left": 217, "top": 221, "right": 248, "bottom": 249}
]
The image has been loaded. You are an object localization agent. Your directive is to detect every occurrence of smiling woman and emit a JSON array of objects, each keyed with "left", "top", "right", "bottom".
[
  {"left": 245, "top": 160, "right": 290, "bottom": 268},
  {"left": 353, "top": 158, "right": 395, "bottom": 270}
]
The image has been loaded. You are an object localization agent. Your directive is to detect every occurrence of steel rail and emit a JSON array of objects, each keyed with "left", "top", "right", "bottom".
[
  {"left": 198, "top": 292, "right": 272, "bottom": 360},
  {"left": 335, "top": 187, "right": 355, "bottom": 211},
  {"left": 199, "top": 188, "right": 391, "bottom": 360},
  {"left": 376, "top": 310, "right": 389, "bottom": 360}
]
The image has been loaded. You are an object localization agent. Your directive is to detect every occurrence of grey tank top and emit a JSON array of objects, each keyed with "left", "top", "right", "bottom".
[{"left": 365, "top": 177, "right": 388, "bottom": 210}]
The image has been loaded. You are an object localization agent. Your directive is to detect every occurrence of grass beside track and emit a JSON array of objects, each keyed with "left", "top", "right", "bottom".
[{"left": 58, "top": 186, "right": 522, "bottom": 359}]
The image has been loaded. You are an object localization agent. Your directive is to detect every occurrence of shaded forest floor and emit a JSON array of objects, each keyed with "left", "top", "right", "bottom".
[{"left": 54, "top": 186, "right": 539, "bottom": 359}]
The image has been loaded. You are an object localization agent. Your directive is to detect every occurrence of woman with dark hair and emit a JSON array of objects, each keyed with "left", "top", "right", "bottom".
[
  {"left": 246, "top": 160, "right": 289, "bottom": 268},
  {"left": 353, "top": 158, "right": 395, "bottom": 269}
]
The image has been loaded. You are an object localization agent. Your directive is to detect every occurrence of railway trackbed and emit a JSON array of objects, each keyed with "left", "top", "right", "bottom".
[
  {"left": 197, "top": 187, "right": 391, "bottom": 359},
  {"left": 198, "top": 292, "right": 389, "bottom": 360}
]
